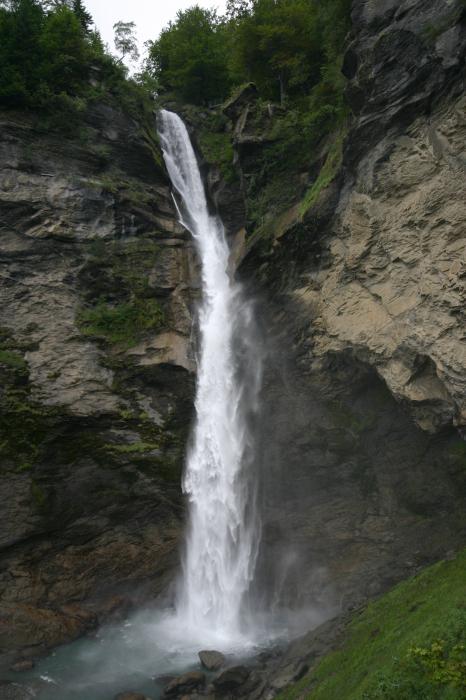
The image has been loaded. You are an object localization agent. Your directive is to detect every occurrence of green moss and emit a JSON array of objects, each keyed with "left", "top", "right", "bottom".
[
  {"left": 299, "top": 128, "right": 345, "bottom": 216},
  {"left": 104, "top": 441, "right": 159, "bottom": 454},
  {"left": 0, "top": 387, "right": 60, "bottom": 471},
  {"left": 449, "top": 441, "right": 466, "bottom": 471},
  {"left": 422, "top": 5, "right": 464, "bottom": 42},
  {"left": 30, "top": 481, "right": 48, "bottom": 510},
  {"left": 0, "top": 349, "right": 27, "bottom": 372},
  {"left": 278, "top": 549, "right": 466, "bottom": 700},
  {"left": 198, "top": 130, "right": 236, "bottom": 183},
  {"left": 77, "top": 297, "right": 164, "bottom": 348}
]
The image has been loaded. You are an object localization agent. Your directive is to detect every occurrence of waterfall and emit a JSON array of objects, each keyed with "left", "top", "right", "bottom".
[{"left": 157, "top": 109, "right": 261, "bottom": 645}]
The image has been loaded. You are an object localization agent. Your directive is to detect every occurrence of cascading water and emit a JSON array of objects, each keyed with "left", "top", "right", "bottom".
[{"left": 157, "top": 109, "right": 261, "bottom": 646}]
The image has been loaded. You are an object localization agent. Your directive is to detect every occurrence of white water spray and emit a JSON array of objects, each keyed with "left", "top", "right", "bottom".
[{"left": 157, "top": 110, "right": 261, "bottom": 646}]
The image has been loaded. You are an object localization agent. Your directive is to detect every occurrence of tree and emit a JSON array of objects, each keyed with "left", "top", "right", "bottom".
[
  {"left": 225, "top": 0, "right": 252, "bottom": 21},
  {"left": 72, "top": 0, "right": 92, "bottom": 34},
  {"left": 229, "top": 0, "right": 324, "bottom": 104},
  {"left": 113, "top": 20, "right": 139, "bottom": 64},
  {"left": 147, "top": 6, "right": 230, "bottom": 105},
  {"left": 40, "top": 4, "right": 88, "bottom": 94}
]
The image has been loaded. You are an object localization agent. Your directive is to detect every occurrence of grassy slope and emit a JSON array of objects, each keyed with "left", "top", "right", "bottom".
[{"left": 278, "top": 549, "right": 466, "bottom": 700}]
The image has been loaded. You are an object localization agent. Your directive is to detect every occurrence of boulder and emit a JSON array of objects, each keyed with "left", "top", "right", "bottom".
[
  {"left": 163, "top": 671, "right": 205, "bottom": 697},
  {"left": 213, "top": 665, "right": 250, "bottom": 692},
  {"left": 198, "top": 649, "right": 226, "bottom": 671},
  {"left": 114, "top": 693, "right": 149, "bottom": 700}
]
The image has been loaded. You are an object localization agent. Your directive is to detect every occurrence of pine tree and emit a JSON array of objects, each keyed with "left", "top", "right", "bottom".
[{"left": 72, "top": 0, "right": 92, "bottom": 34}]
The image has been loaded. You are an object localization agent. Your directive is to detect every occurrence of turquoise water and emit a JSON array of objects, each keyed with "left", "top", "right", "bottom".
[{"left": 7, "top": 608, "right": 269, "bottom": 699}]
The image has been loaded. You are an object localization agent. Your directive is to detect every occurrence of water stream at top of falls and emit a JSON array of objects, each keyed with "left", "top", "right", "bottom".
[{"left": 157, "top": 109, "right": 261, "bottom": 646}]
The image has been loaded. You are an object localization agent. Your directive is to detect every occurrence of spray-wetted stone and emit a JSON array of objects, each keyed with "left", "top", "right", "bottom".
[
  {"left": 198, "top": 650, "right": 226, "bottom": 671},
  {"left": 213, "top": 665, "right": 250, "bottom": 691},
  {"left": 163, "top": 671, "right": 205, "bottom": 697}
]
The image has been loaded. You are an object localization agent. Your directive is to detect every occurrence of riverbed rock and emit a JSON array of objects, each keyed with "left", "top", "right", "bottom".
[
  {"left": 163, "top": 671, "right": 206, "bottom": 697},
  {"left": 198, "top": 650, "right": 226, "bottom": 671}
]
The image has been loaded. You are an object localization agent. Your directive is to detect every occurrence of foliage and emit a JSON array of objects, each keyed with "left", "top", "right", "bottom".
[
  {"left": 299, "top": 127, "right": 346, "bottom": 215},
  {"left": 113, "top": 20, "right": 139, "bottom": 64},
  {"left": 147, "top": 0, "right": 351, "bottom": 106},
  {"left": 77, "top": 297, "right": 164, "bottom": 348},
  {"left": 147, "top": 6, "right": 231, "bottom": 105},
  {"left": 0, "top": 328, "right": 59, "bottom": 472},
  {"left": 0, "top": 0, "right": 147, "bottom": 123},
  {"left": 277, "top": 549, "right": 466, "bottom": 700},
  {"left": 228, "top": 0, "right": 324, "bottom": 103}
]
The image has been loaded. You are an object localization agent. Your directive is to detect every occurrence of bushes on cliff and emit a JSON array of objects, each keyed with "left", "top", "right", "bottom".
[
  {"left": 147, "top": 0, "right": 351, "bottom": 106},
  {"left": 148, "top": 6, "right": 231, "bottom": 105},
  {"left": 0, "top": 0, "right": 133, "bottom": 116}
]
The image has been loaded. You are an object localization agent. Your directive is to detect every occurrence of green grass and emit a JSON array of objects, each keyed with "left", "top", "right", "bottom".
[
  {"left": 278, "top": 549, "right": 466, "bottom": 699},
  {"left": 77, "top": 297, "right": 164, "bottom": 348},
  {"left": 299, "top": 128, "right": 345, "bottom": 216}
]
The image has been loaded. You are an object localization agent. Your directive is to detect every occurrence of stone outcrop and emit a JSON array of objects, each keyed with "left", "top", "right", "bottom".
[{"left": 0, "top": 103, "right": 198, "bottom": 663}]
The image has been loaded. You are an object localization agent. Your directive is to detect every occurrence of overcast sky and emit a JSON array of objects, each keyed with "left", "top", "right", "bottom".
[{"left": 85, "top": 0, "right": 227, "bottom": 67}]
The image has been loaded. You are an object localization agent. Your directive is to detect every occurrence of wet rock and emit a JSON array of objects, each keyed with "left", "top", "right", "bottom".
[
  {"left": 163, "top": 671, "right": 205, "bottom": 697},
  {"left": 0, "top": 604, "right": 97, "bottom": 658},
  {"left": 114, "top": 692, "right": 150, "bottom": 700},
  {"left": 10, "top": 660, "right": 34, "bottom": 672},
  {"left": 198, "top": 650, "right": 226, "bottom": 671},
  {"left": 213, "top": 665, "right": 250, "bottom": 692},
  {"left": 0, "top": 680, "right": 35, "bottom": 699}
]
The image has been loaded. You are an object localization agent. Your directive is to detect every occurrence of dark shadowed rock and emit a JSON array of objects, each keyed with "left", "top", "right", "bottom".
[
  {"left": 114, "top": 692, "right": 150, "bottom": 700},
  {"left": 0, "top": 681, "right": 34, "bottom": 699},
  {"left": 163, "top": 671, "right": 205, "bottom": 697},
  {"left": 213, "top": 665, "right": 250, "bottom": 691},
  {"left": 198, "top": 649, "right": 226, "bottom": 671}
]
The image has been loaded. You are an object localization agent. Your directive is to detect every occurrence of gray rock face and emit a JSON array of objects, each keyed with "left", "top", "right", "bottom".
[{"left": 0, "top": 103, "right": 198, "bottom": 662}]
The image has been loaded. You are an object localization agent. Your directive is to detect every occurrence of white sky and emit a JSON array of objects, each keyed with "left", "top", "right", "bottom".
[{"left": 86, "top": 0, "right": 227, "bottom": 67}]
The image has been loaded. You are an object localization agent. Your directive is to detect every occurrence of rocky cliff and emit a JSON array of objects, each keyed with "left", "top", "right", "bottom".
[
  {"left": 0, "top": 103, "right": 198, "bottom": 662},
  {"left": 194, "top": 0, "right": 466, "bottom": 618}
]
